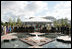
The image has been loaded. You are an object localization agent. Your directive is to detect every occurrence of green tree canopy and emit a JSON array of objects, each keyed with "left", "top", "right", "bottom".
[
  {"left": 13, "top": 18, "right": 16, "bottom": 26},
  {"left": 9, "top": 17, "right": 13, "bottom": 26},
  {"left": 53, "top": 20, "right": 58, "bottom": 27},
  {"left": 17, "top": 17, "right": 22, "bottom": 26},
  {"left": 1, "top": 21, "right": 3, "bottom": 25},
  {"left": 53, "top": 18, "right": 69, "bottom": 27}
]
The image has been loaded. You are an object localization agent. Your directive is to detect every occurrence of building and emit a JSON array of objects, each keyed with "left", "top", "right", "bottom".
[{"left": 22, "top": 17, "right": 53, "bottom": 27}]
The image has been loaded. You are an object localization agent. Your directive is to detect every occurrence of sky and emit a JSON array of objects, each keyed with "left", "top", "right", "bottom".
[{"left": 1, "top": 1, "right": 71, "bottom": 22}]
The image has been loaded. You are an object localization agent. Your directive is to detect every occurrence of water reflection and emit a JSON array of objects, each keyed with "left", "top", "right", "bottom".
[
  {"left": 42, "top": 40, "right": 71, "bottom": 48},
  {"left": 1, "top": 33, "right": 71, "bottom": 48}
]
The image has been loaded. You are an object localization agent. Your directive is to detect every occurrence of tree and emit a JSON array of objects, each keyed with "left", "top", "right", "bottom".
[
  {"left": 13, "top": 18, "right": 16, "bottom": 26},
  {"left": 64, "top": 18, "right": 68, "bottom": 25},
  {"left": 60, "top": 18, "right": 68, "bottom": 26},
  {"left": 53, "top": 20, "right": 58, "bottom": 27},
  {"left": 9, "top": 17, "right": 13, "bottom": 26},
  {"left": 1, "top": 21, "right": 3, "bottom": 25},
  {"left": 60, "top": 19, "right": 65, "bottom": 26},
  {"left": 17, "top": 17, "right": 22, "bottom": 26}
]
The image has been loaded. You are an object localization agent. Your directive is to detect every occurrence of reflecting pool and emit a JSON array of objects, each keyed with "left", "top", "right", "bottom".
[{"left": 1, "top": 33, "right": 71, "bottom": 48}]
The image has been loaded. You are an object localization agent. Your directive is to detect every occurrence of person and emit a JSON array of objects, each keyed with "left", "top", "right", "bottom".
[
  {"left": 66, "top": 25, "right": 69, "bottom": 35},
  {"left": 64, "top": 25, "right": 67, "bottom": 34},
  {"left": 6, "top": 26, "right": 9, "bottom": 34},
  {"left": 15, "top": 26, "right": 17, "bottom": 32},
  {"left": 4, "top": 26, "right": 6, "bottom": 35},
  {"left": 9, "top": 25, "right": 12, "bottom": 33},
  {"left": 32, "top": 26, "right": 34, "bottom": 32},
  {"left": 11, "top": 26, "right": 13, "bottom": 32},
  {"left": 61, "top": 25, "right": 64, "bottom": 34},
  {"left": 1, "top": 25, "right": 4, "bottom": 35},
  {"left": 13, "top": 25, "right": 14, "bottom": 32},
  {"left": 69, "top": 27, "right": 71, "bottom": 36},
  {"left": 51, "top": 26, "right": 54, "bottom": 33},
  {"left": 1, "top": 25, "right": 3, "bottom": 33}
]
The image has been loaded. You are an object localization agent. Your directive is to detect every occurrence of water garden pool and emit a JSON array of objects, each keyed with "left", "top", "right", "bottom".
[{"left": 1, "top": 33, "right": 71, "bottom": 48}]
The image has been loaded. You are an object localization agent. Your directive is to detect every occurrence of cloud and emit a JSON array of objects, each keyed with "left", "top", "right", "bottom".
[
  {"left": 45, "top": 1, "right": 71, "bottom": 20},
  {"left": 1, "top": 1, "right": 48, "bottom": 22},
  {"left": 53, "top": 1, "right": 71, "bottom": 20},
  {"left": 1, "top": 1, "right": 71, "bottom": 23}
]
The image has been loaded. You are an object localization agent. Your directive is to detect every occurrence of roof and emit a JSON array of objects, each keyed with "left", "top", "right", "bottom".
[{"left": 23, "top": 17, "right": 53, "bottom": 22}]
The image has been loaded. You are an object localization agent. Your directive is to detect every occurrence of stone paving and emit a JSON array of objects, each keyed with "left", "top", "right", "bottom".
[
  {"left": 1, "top": 33, "right": 18, "bottom": 41},
  {"left": 19, "top": 38, "right": 55, "bottom": 46}
]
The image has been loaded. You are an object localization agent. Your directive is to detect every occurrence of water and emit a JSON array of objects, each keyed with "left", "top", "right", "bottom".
[
  {"left": 42, "top": 40, "right": 71, "bottom": 48},
  {"left": 1, "top": 39, "right": 30, "bottom": 48},
  {"left": 1, "top": 33, "right": 71, "bottom": 48}
]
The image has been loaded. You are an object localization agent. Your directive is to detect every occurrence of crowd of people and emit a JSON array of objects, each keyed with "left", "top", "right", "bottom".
[
  {"left": 1, "top": 24, "right": 71, "bottom": 35},
  {"left": 14, "top": 26, "right": 34, "bottom": 33},
  {"left": 1, "top": 25, "right": 14, "bottom": 35},
  {"left": 60, "top": 25, "right": 71, "bottom": 35},
  {"left": 50, "top": 25, "right": 71, "bottom": 35}
]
